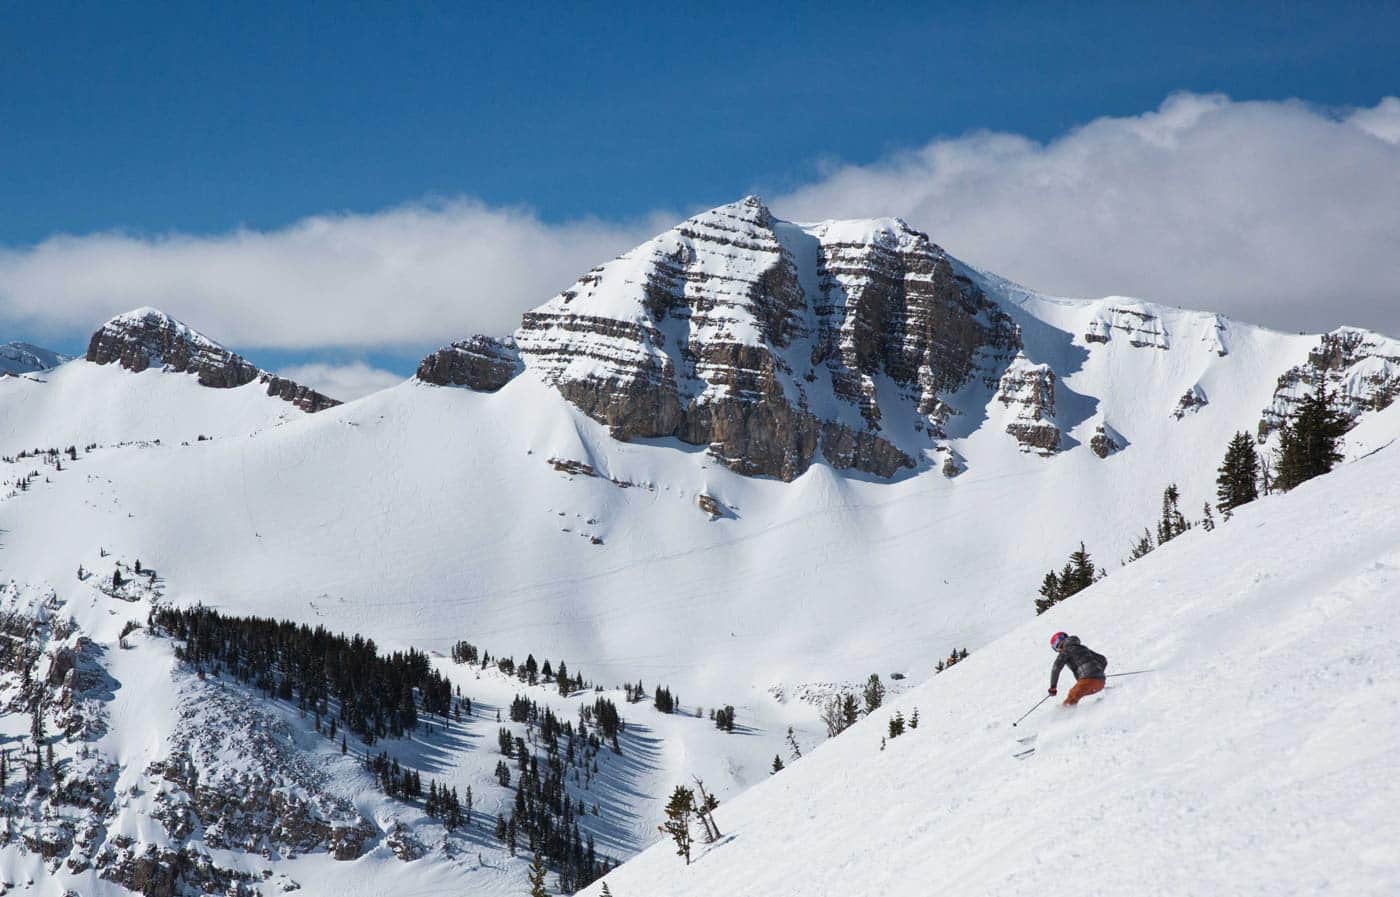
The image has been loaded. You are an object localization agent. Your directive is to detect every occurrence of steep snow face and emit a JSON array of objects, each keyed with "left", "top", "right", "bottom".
[
  {"left": 87, "top": 307, "right": 340, "bottom": 412},
  {"left": 0, "top": 341, "right": 71, "bottom": 375},
  {"left": 580, "top": 416, "right": 1400, "bottom": 897}
]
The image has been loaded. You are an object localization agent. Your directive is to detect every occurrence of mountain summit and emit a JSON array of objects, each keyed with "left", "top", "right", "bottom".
[
  {"left": 423, "top": 196, "right": 1022, "bottom": 479},
  {"left": 86, "top": 307, "right": 341, "bottom": 412},
  {"left": 420, "top": 197, "right": 1400, "bottom": 481}
]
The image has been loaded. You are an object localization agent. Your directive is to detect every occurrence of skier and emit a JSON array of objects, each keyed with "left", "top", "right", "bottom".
[{"left": 1048, "top": 631, "right": 1107, "bottom": 706}]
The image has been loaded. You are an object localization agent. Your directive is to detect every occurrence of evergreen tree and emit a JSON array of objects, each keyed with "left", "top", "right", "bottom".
[
  {"left": 841, "top": 693, "right": 860, "bottom": 730},
  {"left": 888, "top": 711, "right": 905, "bottom": 739},
  {"left": 714, "top": 705, "right": 736, "bottom": 732},
  {"left": 1067, "top": 543, "right": 1096, "bottom": 591},
  {"left": 528, "top": 851, "right": 550, "bottom": 897},
  {"left": 1034, "top": 571, "right": 1061, "bottom": 614},
  {"left": 862, "top": 674, "right": 885, "bottom": 714},
  {"left": 1275, "top": 388, "right": 1348, "bottom": 491},
  {"left": 1125, "top": 529, "right": 1155, "bottom": 563},
  {"left": 1156, "top": 485, "right": 1190, "bottom": 545},
  {"left": 1201, "top": 502, "right": 1216, "bottom": 532},
  {"left": 1215, "top": 431, "right": 1261, "bottom": 517},
  {"left": 771, "top": 754, "right": 784, "bottom": 774},
  {"left": 661, "top": 786, "right": 694, "bottom": 864},
  {"left": 1035, "top": 543, "right": 1099, "bottom": 614}
]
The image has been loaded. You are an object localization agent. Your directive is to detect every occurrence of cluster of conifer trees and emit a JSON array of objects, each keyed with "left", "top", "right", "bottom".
[
  {"left": 493, "top": 693, "right": 615, "bottom": 890},
  {"left": 156, "top": 609, "right": 623, "bottom": 891},
  {"left": 151, "top": 607, "right": 453, "bottom": 744},
  {"left": 452, "top": 639, "right": 587, "bottom": 697}
]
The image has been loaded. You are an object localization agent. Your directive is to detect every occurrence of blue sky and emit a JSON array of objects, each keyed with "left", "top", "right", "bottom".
[{"left": 3, "top": 3, "right": 1400, "bottom": 396}]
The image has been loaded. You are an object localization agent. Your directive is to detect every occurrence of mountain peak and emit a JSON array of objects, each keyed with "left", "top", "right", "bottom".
[
  {"left": 501, "top": 199, "right": 1018, "bottom": 480},
  {"left": 86, "top": 309, "right": 339, "bottom": 413}
]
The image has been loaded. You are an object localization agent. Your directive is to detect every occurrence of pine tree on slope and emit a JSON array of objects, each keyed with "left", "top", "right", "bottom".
[
  {"left": 1275, "top": 388, "right": 1348, "bottom": 492},
  {"left": 528, "top": 852, "right": 550, "bottom": 897},
  {"left": 1215, "top": 431, "right": 1260, "bottom": 517},
  {"left": 1157, "top": 484, "right": 1190, "bottom": 545}
]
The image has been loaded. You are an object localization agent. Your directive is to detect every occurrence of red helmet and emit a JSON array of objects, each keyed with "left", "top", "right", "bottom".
[{"left": 1050, "top": 631, "right": 1068, "bottom": 650}]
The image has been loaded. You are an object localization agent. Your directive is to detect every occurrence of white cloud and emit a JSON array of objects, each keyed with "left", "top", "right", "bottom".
[
  {"left": 1347, "top": 96, "right": 1400, "bottom": 144},
  {"left": 0, "top": 200, "right": 659, "bottom": 351},
  {"left": 2, "top": 93, "right": 1399, "bottom": 354},
  {"left": 275, "top": 361, "right": 404, "bottom": 401},
  {"left": 773, "top": 93, "right": 1400, "bottom": 336}
]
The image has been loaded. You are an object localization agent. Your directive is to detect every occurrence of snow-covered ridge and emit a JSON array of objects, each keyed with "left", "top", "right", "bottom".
[
  {"left": 86, "top": 307, "right": 341, "bottom": 413},
  {"left": 414, "top": 196, "right": 1400, "bottom": 483},
  {"left": 428, "top": 196, "right": 1021, "bottom": 480},
  {"left": 0, "top": 341, "right": 72, "bottom": 376}
]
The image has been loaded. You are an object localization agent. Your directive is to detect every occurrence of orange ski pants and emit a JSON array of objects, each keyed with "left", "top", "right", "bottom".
[{"left": 1063, "top": 678, "right": 1105, "bottom": 706}]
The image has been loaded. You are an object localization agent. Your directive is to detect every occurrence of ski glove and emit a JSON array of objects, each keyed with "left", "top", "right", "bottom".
[{"left": 1047, "top": 688, "right": 1057, "bottom": 696}]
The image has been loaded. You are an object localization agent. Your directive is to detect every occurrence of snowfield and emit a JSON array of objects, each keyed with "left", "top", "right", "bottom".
[
  {"left": 0, "top": 360, "right": 306, "bottom": 456},
  {"left": 1, "top": 211, "right": 1398, "bottom": 895},
  {"left": 580, "top": 403, "right": 1400, "bottom": 897}
]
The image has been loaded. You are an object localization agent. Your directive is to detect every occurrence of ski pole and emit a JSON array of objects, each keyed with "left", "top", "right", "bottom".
[
  {"left": 1106, "top": 669, "right": 1156, "bottom": 679},
  {"left": 1012, "top": 693, "right": 1053, "bottom": 727}
]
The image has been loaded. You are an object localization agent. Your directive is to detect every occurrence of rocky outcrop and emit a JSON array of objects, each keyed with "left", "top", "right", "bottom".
[
  {"left": 148, "top": 685, "right": 377, "bottom": 863},
  {"left": 505, "top": 197, "right": 1015, "bottom": 480},
  {"left": 86, "top": 308, "right": 339, "bottom": 412},
  {"left": 1084, "top": 304, "right": 1170, "bottom": 349},
  {"left": 1089, "top": 423, "right": 1125, "bottom": 458},
  {"left": 996, "top": 354, "right": 1060, "bottom": 455},
  {"left": 1258, "top": 327, "right": 1400, "bottom": 439},
  {"left": 416, "top": 335, "right": 522, "bottom": 391},
  {"left": 260, "top": 374, "right": 340, "bottom": 413},
  {"left": 697, "top": 493, "right": 727, "bottom": 519},
  {"left": 1173, "top": 385, "right": 1209, "bottom": 419}
]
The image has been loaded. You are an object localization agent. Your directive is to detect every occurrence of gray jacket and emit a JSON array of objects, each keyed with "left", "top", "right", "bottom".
[{"left": 1051, "top": 636, "right": 1107, "bottom": 689}]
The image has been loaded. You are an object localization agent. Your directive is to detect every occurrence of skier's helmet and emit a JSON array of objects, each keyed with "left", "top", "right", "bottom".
[{"left": 1050, "top": 631, "right": 1068, "bottom": 651}]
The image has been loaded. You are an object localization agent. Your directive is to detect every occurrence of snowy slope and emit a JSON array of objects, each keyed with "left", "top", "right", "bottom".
[
  {"left": 0, "top": 296, "right": 1353, "bottom": 693},
  {"left": 0, "top": 359, "right": 310, "bottom": 456},
  {"left": 580, "top": 408, "right": 1400, "bottom": 897},
  {"left": 0, "top": 342, "right": 70, "bottom": 375},
  {"left": 1, "top": 202, "right": 1398, "bottom": 895}
]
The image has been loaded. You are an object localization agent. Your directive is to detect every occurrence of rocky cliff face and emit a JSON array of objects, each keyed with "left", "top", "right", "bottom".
[
  {"left": 1258, "top": 327, "right": 1400, "bottom": 439},
  {"left": 86, "top": 308, "right": 339, "bottom": 413},
  {"left": 1083, "top": 303, "right": 1170, "bottom": 349},
  {"left": 416, "top": 335, "right": 522, "bottom": 391},
  {"left": 995, "top": 353, "right": 1061, "bottom": 455},
  {"left": 424, "top": 197, "right": 1019, "bottom": 480}
]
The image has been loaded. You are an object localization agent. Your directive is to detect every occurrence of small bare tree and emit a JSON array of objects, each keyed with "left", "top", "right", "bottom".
[{"left": 691, "top": 777, "right": 722, "bottom": 841}]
